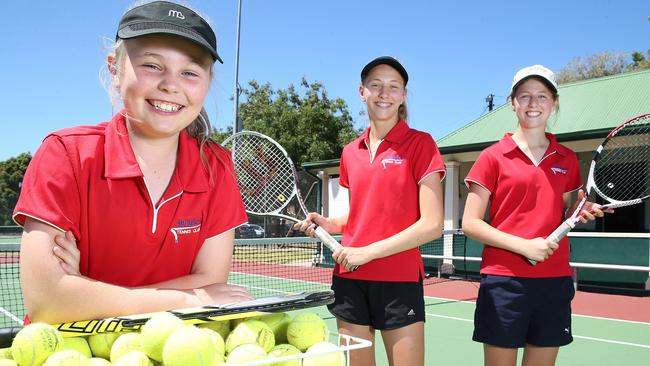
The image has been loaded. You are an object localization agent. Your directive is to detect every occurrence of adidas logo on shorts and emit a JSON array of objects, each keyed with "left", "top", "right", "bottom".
[{"left": 407, "top": 309, "right": 416, "bottom": 317}]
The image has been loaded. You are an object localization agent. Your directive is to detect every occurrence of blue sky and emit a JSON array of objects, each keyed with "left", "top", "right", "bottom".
[{"left": 1, "top": 0, "right": 648, "bottom": 161}]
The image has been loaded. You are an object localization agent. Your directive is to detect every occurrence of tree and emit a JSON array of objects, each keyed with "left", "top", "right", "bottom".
[
  {"left": 556, "top": 49, "right": 650, "bottom": 84},
  {"left": 223, "top": 78, "right": 361, "bottom": 167},
  {"left": 630, "top": 50, "right": 650, "bottom": 71},
  {"left": 556, "top": 51, "right": 628, "bottom": 84},
  {"left": 0, "top": 153, "right": 31, "bottom": 225}
]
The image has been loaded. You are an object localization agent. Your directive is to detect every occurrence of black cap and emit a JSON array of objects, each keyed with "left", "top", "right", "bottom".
[
  {"left": 116, "top": 1, "right": 222, "bottom": 63},
  {"left": 360, "top": 56, "right": 408, "bottom": 85}
]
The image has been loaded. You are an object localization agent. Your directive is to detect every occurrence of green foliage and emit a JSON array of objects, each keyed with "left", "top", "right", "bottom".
[
  {"left": 0, "top": 153, "right": 31, "bottom": 225},
  {"left": 231, "top": 78, "right": 360, "bottom": 167},
  {"left": 630, "top": 50, "right": 650, "bottom": 71},
  {"left": 556, "top": 49, "right": 650, "bottom": 84}
]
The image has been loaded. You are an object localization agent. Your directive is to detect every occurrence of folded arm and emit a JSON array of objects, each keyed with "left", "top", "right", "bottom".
[{"left": 22, "top": 219, "right": 250, "bottom": 324}]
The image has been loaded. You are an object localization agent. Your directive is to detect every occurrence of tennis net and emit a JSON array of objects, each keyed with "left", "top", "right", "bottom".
[{"left": 0, "top": 229, "right": 472, "bottom": 328}]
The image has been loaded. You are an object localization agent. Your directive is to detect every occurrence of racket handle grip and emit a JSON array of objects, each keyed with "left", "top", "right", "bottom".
[
  {"left": 528, "top": 220, "right": 574, "bottom": 266},
  {"left": 314, "top": 227, "right": 358, "bottom": 272}
]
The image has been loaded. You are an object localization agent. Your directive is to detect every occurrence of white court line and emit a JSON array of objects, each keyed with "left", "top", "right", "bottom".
[
  {"left": 0, "top": 307, "right": 23, "bottom": 326},
  {"left": 573, "top": 335, "right": 650, "bottom": 349},
  {"left": 424, "top": 312, "right": 650, "bottom": 349},
  {"left": 425, "top": 295, "right": 650, "bottom": 326}
]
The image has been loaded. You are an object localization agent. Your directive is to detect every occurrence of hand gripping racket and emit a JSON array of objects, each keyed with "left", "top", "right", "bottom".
[
  {"left": 222, "top": 131, "right": 357, "bottom": 271},
  {"left": 530, "top": 113, "right": 650, "bottom": 265},
  {"left": 0, "top": 291, "right": 334, "bottom": 346}
]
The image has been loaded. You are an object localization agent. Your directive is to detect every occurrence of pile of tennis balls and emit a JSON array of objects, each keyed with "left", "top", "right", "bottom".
[{"left": 0, "top": 311, "right": 347, "bottom": 365}]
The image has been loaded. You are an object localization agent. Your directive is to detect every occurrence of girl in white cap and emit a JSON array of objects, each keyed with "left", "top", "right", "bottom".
[
  {"left": 13, "top": 1, "right": 252, "bottom": 324},
  {"left": 294, "top": 56, "right": 445, "bottom": 366},
  {"left": 463, "top": 65, "right": 605, "bottom": 366}
]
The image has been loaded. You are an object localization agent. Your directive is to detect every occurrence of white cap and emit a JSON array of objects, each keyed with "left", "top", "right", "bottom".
[{"left": 511, "top": 64, "right": 557, "bottom": 93}]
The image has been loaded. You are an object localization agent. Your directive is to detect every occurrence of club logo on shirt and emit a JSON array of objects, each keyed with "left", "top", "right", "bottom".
[
  {"left": 381, "top": 155, "right": 403, "bottom": 169},
  {"left": 550, "top": 164, "right": 567, "bottom": 175},
  {"left": 170, "top": 218, "right": 202, "bottom": 244}
]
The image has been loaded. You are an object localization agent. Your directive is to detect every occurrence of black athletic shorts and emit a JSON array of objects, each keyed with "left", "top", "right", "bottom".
[{"left": 327, "top": 275, "right": 425, "bottom": 330}]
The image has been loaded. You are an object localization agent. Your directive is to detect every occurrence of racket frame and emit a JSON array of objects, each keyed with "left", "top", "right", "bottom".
[
  {"left": 0, "top": 291, "right": 334, "bottom": 345},
  {"left": 530, "top": 114, "right": 650, "bottom": 265},
  {"left": 223, "top": 131, "right": 356, "bottom": 270}
]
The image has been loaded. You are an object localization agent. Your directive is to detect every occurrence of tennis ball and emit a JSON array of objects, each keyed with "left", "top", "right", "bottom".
[
  {"left": 0, "top": 348, "right": 12, "bottom": 359},
  {"left": 258, "top": 313, "right": 292, "bottom": 344},
  {"left": 268, "top": 344, "right": 301, "bottom": 366},
  {"left": 88, "top": 332, "right": 120, "bottom": 359},
  {"left": 140, "top": 312, "right": 185, "bottom": 362},
  {"left": 212, "top": 352, "right": 225, "bottom": 365},
  {"left": 113, "top": 351, "right": 152, "bottom": 366},
  {"left": 226, "top": 319, "right": 275, "bottom": 354},
  {"left": 162, "top": 326, "right": 216, "bottom": 366},
  {"left": 86, "top": 358, "right": 112, "bottom": 366},
  {"left": 43, "top": 350, "right": 88, "bottom": 366},
  {"left": 199, "top": 328, "right": 225, "bottom": 356},
  {"left": 225, "top": 343, "right": 266, "bottom": 365},
  {"left": 11, "top": 322, "right": 63, "bottom": 366},
  {"left": 110, "top": 333, "right": 144, "bottom": 363},
  {"left": 0, "top": 360, "right": 17, "bottom": 366},
  {"left": 303, "top": 341, "right": 345, "bottom": 366},
  {"left": 198, "top": 320, "right": 231, "bottom": 340},
  {"left": 286, "top": 313, "right": 328, "bottom": 351},
  {"left": 61, "top": 337, "right": 92, "bottom": 358}
]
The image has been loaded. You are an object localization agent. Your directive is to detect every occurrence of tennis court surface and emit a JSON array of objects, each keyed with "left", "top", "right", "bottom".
[{"left": 1, "top": 233, "right": 648, "bottom": 365}]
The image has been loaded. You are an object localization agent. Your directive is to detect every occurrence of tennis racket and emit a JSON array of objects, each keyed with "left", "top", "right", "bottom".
[
  {"left": 222, "top": 131, "right": 357, "bottom": 271},
  {"left": 530, "top": 113, "right": 650, "bottom": 265},
  {"left": 0, "top": 291, "right": 334, "bottom": 346}
]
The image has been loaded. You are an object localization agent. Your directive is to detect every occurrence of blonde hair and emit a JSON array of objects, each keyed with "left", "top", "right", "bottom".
[
  {"left": 361, "top": 73, "right": 409, "bottom": 123},
  {"left": 103, "top": 2, "right": 224, "bottom": 182}
]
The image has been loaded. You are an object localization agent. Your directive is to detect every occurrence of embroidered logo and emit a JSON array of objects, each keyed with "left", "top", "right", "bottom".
[
  {"left": 170, "top": 218, "right": 201, "bottom": 244},
  {"left": 550, "top": 164, "right": 567, "bottom": 175},
  {"left": 381, "top": 155, "right": 403, "bottom": 169},
  {"left": 168, "top": 9, "right": 185, "bottom": 19}
]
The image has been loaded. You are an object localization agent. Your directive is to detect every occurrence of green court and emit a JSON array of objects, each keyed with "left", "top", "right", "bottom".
[
  {"left": 2, "top": 237, "right": 649, "bottom": 365},
  {"left": 294, "top": 295, "right": 650, "bottom": 366}
]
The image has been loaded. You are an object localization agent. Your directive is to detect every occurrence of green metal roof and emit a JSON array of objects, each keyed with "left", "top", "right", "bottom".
[{"left": 438, "top": 69, "right": 650, "bottom": 153}]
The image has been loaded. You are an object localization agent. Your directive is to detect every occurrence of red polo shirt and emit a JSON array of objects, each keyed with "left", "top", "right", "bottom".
[
  {"left": 464, "top": 133, "right": 582, "bottom": 278},
  {"left": 14, "top": 113, "right": 247, "bottom": 286},
  {"left": 338, "top": 120, "right": 446, "bottom": 281}
]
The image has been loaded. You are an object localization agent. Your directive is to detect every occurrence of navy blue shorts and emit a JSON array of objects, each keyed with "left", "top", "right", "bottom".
[
  {"left": 472, "top": 275, "right": 575, "bottom": 348},
  {"left": 327, "top": 275, "right": 425, "bottom": 330}
]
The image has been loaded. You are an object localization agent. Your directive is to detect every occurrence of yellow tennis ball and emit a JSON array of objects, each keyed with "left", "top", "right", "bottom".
[
  {"left": 268, "top": 343, "right": 301, "bottom": 366},
  {"left": 0, "top": 360, "right": 17, "bottom": 366},
  {"left": 225, "top": 343, "right": 266, "bottom": 365},
  {"left": 86, "top": 358, "right": 112, "bottom": 366},
  {"left": 140, "top": 312, "right": 185, "bottom": 362},
  {"left": 88, "top": 332, "right": 120, "bottom": 359},
  {"left": 231, "top": 315, "right": 260, "bottom": 328},
  {"left": 286, "top": 313, "right": 328, "bottom": 352},
  {"left": 199, "top": 328, "right": 225, "bottom": 356},
  {"left": 303, "top": 341, "right": 345, "bottom": 366},
  {"left": 113, "top": 351, "right": 152, "bottom": 366},
  {"left": 0, "top": 347, "right": 12, "bottom": 360},
  {"left": 259, "top": 313, "right": 292, "bottom": 344},
  {"left": 162, "top": 326, "right": 216, "bottom": 366},
  {"left": 43, "top": 350, "right": 88, "bottom": 366},
  {"left": 61, "top": 337, "right": 92, "bottom": 358},
  {"left": 198, "top": 320, "right": 231, "bottom": 341},
  {"left": 110, "top": 333, "right": 144, "bottom": 363},
  {"left": 11, "top": 323, "right": 63, "bottom": 366},
  {"left": 226, "top": 319, "right": 275, "bottom": 353},
  {"left": 212, "top": 352, "right": 225, "bottom": 365}
]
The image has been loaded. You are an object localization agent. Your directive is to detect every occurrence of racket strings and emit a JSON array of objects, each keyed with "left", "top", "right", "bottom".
[
  {"left": 595, "top": 116, "right": 650, "bottom": 202},
  {"left": 228, "top": 136, "right": 297, "bottom": 213}
]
